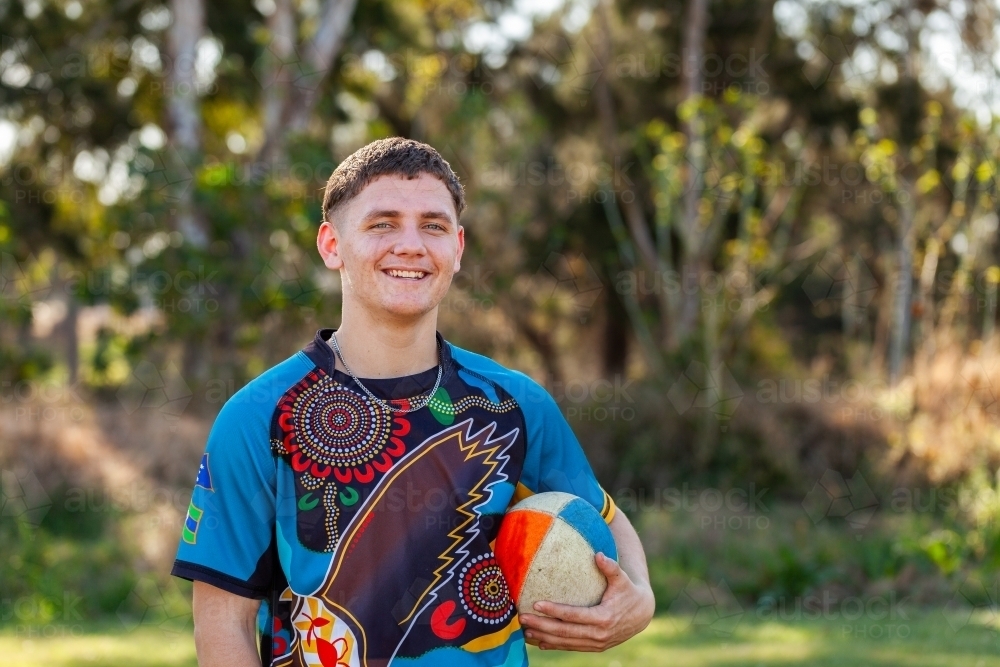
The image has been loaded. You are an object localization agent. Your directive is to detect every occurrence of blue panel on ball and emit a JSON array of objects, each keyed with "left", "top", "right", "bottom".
[{"left": 558, "top": 497, "right": 618, "bottom": 561}]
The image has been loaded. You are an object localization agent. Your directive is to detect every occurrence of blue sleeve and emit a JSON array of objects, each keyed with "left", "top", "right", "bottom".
[
  {"left": 515, "top": 373, "right": 616, "bottom": 524},
  {"left": 170, "top": 381, "right": 279, "bottom": 599}
]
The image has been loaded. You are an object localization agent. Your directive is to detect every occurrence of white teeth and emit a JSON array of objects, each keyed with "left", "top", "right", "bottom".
[{"left": 387, "top": 269, "right": 426, "bottom": 279}]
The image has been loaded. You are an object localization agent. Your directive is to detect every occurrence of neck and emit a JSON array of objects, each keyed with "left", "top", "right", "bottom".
[{"left": 332, "top": 303, "right": 440, "bottom": 379}]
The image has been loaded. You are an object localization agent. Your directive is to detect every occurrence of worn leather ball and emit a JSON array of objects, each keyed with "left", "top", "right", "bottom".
[{"left": 494, "top": 491, "right": 618, "bottom": 616}]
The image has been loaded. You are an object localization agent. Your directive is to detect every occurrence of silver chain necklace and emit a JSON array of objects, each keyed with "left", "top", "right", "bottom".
[{"left": 328, "top": 331, "right": 443, "bottom": 414}]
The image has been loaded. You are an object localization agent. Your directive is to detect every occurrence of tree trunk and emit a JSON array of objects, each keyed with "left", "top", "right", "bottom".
[
  {"left": 258, "top": 0, "right": 359, "bottom": 163},
  {"left": 676, "top": 0, "right": 710, "bottom": 344},
  {"left": 65, "top": 294, "right": 78, "bottom": 386},
  {"left": 592, "top": 1, "right": 661, "bottom": 281},
  {"left": 288, "top": 0, "right": 359, "bottom": 132},
  {"left": 602, "top": 287, "right": 629, "bottom": 377},
  {"left": 889, "top": 179, "right": 915, "bottom": 384},
  {"left": 916, "top": 237, "right": 939, "bottom": 356},
  {"left": 166, "top": 0, "right": 208, "bottom": 248},
  {"left": 259, "top": 0, "right": 297, "bottom": 165},
  {"left": 888, "top": 5, "right": 922, "bottom": 384}
]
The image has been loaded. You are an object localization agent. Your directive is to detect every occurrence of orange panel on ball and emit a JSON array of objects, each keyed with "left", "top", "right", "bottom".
[{"left": 494, "top": 509, "right": 554, "bottom": 603}]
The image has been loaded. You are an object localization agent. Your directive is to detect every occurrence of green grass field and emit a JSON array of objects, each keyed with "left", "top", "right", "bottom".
[{"left": 2, "top": 612, "right": 998, "bottom": 667}]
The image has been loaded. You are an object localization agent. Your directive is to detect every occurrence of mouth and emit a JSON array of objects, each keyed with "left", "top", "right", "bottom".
[{"left": 383, "top": 268, "right": 429, "bottom": 281}]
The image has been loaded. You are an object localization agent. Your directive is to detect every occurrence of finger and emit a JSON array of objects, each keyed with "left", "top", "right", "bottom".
[
  {"left": 519, "top": 612, "right": 593, "bottom": 638},
  {"left": 529, "top": 600, "right": 611, "bottom": 625},
  {"left": 594, "top": 551, "right": 622, "bottom": 580},
  {"left": 596, "top": 552, "right": 627, "bottom": 581},
  {"left": 524, "top": 627, "right": 604, "bottom": 652}
]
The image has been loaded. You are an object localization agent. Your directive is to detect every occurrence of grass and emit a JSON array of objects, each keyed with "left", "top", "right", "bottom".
[
  {"left": 1, "top": 612, "right": 997, "bottom": 667},
  {"left": 528, "top": 612, "right": 1000, "bottom": 667},
  {"left": 0, "top": 622, "right": 196, "bottom": 667}
]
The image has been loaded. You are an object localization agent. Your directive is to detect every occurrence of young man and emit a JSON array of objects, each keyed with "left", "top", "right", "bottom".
[{"left": 171, "top": 137, "right": 655, "bottom": 666}]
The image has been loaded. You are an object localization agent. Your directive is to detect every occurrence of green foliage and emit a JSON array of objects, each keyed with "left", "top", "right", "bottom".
[
  {"left": 0, "top": 504, "right": 139, "bottom": 618},
  {"left": 640, "top": 500, "right": 1000, "bottom": 613}
]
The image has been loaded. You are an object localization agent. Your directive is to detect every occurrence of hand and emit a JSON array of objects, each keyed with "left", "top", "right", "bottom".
[{"left": 519, "top": 552, "right": 655, "bottom": 652}]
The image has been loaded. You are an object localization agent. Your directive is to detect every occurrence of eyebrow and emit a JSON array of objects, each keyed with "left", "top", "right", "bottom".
[{"left": 361, "top": 209, "right": 454, "bottom": 224}]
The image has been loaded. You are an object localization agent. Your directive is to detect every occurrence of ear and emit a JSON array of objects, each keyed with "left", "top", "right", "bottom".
[
  {"left": 317, "top": 219, "right": 344, "bottom": 270},
  {"left": 453, "top": 224, "right": 465, "bottom": 273}
]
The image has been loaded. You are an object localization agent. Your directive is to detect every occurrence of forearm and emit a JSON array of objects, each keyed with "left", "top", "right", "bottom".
[
  {"left": 609, "top": 510, "right": 652, "bottom": 591},
  {"left": 192, "top": 581, "right": 262, "bottom": 667}
]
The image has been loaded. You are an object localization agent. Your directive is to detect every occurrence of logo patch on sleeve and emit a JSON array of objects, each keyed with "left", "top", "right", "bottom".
[
  {"left": 195, "top": 453, "right": 213, "bottom": 491},
  {"left": 182, "top": 501, "right": 204, "bottom": 544}
]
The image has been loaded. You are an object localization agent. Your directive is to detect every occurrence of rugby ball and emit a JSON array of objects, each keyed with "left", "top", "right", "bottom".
[{"left": 494, "top": 491, "right": 617, "bottom": 615}]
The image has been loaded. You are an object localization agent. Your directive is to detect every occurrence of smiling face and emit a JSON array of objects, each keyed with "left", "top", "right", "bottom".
[{"left": 317, "top": 173, "right": 464, "bottom": 322}]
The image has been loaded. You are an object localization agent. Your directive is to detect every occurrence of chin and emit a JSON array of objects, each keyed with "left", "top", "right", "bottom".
[{"left": 378, "top": 299, "right": 439, "bottom": 319}]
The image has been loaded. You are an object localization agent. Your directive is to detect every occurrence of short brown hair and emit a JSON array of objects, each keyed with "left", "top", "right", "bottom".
[{"left": 322, "top": 137, "right": 466, "bottom": 223}]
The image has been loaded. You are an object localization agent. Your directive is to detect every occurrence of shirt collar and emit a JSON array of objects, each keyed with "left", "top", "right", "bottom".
[{"left": 302, "top": 328, "right": 455, "bottom": 400}]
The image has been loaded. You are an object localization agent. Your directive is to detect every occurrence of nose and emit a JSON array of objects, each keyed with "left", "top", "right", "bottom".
[{"left": 390, "top": 221, "right": 427, "bottom": 256}]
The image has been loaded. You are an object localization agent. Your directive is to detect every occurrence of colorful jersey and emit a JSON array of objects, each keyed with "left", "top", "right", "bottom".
[{"left": 171, "top": 328, "right": 616, "bottom": 667}]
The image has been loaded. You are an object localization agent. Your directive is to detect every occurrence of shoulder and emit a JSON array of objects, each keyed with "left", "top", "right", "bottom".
[
  {"left": 213, "top": 350, "right": 315, "bottom": 429},
  {"left": 447, "top": 342, "right": 555, "bottom": 410}
]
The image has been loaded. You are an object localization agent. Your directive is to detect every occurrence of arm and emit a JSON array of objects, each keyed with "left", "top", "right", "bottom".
[
  {"left": 192, "top": 581, "right": 262, "bottom": 666},
  {"left": 519, "top": 510, "right": 656, "bottom": 651},
  {"left": 608, "top": 508, "right": 653, "bottom": 596}
]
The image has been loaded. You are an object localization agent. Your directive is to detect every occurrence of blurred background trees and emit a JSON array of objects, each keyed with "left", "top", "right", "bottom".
[
  {"left": 5, "top": 0, "right": 1000, "bottom": 486},
  {"left": 4, "top": 0, "right": 1000, "bottom": 616}
]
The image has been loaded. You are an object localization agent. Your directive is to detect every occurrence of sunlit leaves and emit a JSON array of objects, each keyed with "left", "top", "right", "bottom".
[{"left": 915, "top": 169, "right": 940, "bottom": 194}]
